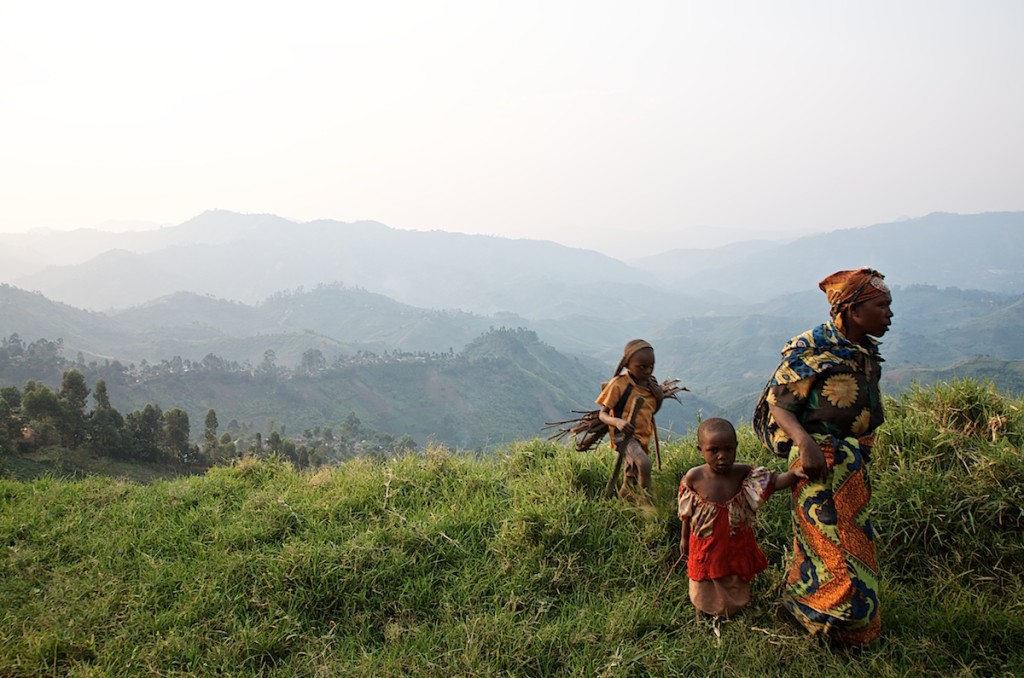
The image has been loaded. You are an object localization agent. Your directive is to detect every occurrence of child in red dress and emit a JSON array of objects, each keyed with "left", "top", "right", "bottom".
[{"left": 677, "top": 418, "right": 805, "bottom": 617}]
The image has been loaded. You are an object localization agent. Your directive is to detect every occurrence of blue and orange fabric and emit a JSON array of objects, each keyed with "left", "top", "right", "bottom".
[
  {"left": 783, "top": 436, "right": 880, "bottom": 644},
  {"left": 754, "top": 318, "right": 885, "bottom": 645},
  {"left": 753, "top": 321, "right": 883, "bottom": 457}
]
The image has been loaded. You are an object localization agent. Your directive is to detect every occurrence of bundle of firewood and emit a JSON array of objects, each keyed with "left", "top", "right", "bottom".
[{"left": 542, "top": 378, "right": 687, "bottom": 452}]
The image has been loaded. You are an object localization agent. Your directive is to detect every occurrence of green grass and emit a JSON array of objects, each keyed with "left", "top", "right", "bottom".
[{"left": 2, "top": 380, "right": 1023, "bottom": 676}]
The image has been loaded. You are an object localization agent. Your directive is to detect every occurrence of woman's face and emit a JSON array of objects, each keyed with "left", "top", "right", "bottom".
[{"left": 849, "top": 293, "right": 894, "bottom": 338}]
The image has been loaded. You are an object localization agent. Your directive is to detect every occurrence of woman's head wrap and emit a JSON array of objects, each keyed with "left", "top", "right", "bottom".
[{"left": 819, "top": 267, "right": 889, "bottom": 332}]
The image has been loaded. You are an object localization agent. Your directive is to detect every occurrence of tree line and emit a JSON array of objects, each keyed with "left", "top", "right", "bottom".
[
  {"left": 0, "top": 365, "right": 418, "bottom": 473},
  {"left": 0, "top": 327, "right": 546, "bottom": 472}
]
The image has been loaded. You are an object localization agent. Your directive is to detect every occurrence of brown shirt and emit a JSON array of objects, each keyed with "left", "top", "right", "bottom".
[{"left": 596, "top": 372, "right": 657, "bottom": 450}]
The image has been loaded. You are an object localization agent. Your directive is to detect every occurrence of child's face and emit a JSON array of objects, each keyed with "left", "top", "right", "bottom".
[
  {"left": 626, "top": 348, "right": 655, "bottom": 382},
  {"left": 698, "top": 430, "right": 737, "bottom": 474}
]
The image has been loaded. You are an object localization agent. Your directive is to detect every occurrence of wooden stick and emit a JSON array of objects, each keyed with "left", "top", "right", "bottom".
[
  {"left": 654, "top": 551, "right": 686, "bottom": 606},
  {"left": 603, "top": 396, "right": 644, "bottom": 499}
]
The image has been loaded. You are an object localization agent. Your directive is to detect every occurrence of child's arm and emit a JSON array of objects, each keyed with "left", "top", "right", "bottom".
[
  {"left": 598, "top": 406, "right": 633, "bottom": 436},
  {"left": 678, "top": 467, "right": 700, "bottom": 557},
  {"left": 772, "top": 466, "right": 808, "bottom": 491}
]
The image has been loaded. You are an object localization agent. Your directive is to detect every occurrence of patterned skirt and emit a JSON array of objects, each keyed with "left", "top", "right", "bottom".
[{"left": 783, "top": 435, "right": 881, "bottom": 645}]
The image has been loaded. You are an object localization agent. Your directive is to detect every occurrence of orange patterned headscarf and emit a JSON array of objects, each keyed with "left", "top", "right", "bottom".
[{"left": 819, "top": 267, "right": 889, "bottom": 332}]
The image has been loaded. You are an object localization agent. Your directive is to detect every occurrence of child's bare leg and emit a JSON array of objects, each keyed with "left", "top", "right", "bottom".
[{"left": 620, "top": 439, "right": 653, "bottom": 498}]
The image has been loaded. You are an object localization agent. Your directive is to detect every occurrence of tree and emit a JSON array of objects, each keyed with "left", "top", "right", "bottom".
[
  {"left": 300, "top": 348, "right": 326, "bottom": 373},
  {"left": 3, "top": 392, "right": 28, "bottom": 452},
  {"left": 92, "top": 379, "right": 113, "bottom": 410},
  {"left": 201, "top": 353, "right": 227, "bottom": 372},
  {"left": 260, "top": 350, "right": 277, "bottom": 373},
  {"left": 267, "top": 430, "right": 283, "bottom": 454},
  {"left": 22, "top": 381, "right": 61, "bottom": 421},
  {"left": 125, "top": 404, "right": 164, "bottom": 461},
  {"left": 216, "top": 432, "right": 237, "bottom": 462},
  {"left": 58, "top": 369, "right": 90, "bottom": 449},
  {"left": 203, "top": 409, "right": 219, "bottom": 451},
  {"left": 1, "top": 333, "right": 25, "bottom": 361},
  {"left": 89, "top": 406, "right": 126, "bottom": 457},
  {"left": 23, "top": 337, "right": 64, "bottom": 373},
  {"left": 21, "top": 381, "right": 61, "bottom": 448},
  {"left": 0, "top": 386, "right": 21, "bottom": 411},
  {"left": 0, "top": 398, "right": 14, "bottom": 457},
  {"left": 163, "top": 408, "right": 191, "bottom": 463},
  {"left": 89, "top": 379, "right": 125, "bottom": 457},
  {"left": 339, "top": 412, "right": 363, "bottom": 442},
  {"left": 281, "top": 439, "right": 299, "bottom": 465}
]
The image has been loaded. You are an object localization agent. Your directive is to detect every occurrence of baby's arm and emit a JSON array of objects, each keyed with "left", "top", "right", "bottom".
[{"left": 772, "top": 466, "right": 808, "bottom": 491}]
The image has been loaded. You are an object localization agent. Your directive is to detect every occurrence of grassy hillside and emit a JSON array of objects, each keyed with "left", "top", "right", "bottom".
[
  {"left": 885, "top": 356, "right": 1024, "bottom": 397},
  {"left": 1, "top": 380, "right": 1021, "bottom": 676}
]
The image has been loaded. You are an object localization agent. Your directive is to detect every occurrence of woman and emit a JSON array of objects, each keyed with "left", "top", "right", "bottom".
[{"left": 753, "top": 267, "right": 893, "bottom": 645}]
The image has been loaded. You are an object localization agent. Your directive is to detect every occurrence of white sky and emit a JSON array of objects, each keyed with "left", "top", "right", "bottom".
[{"left": 1, "top": 1, "right": 1021, "bottom": 257}]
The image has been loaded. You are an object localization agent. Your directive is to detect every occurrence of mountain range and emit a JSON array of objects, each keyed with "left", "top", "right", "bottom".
[{"left": 3, "top": 209, "right": 1023, "bottom": 447}]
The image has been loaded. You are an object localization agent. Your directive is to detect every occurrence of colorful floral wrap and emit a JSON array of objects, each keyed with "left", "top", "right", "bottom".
[
  {"left": 754, "top": 320, "right": 884, "bottom": 644},
  {"left": 784, "top": 436, "right": 880, "bottom": 645},
  {"left": 753, "top": 321, "right": 883, "bottom": 457}
]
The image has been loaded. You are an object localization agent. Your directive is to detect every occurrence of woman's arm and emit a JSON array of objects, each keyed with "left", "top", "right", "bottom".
[{"left": 768, "top": 404, "right": 828, "bottom": 481}]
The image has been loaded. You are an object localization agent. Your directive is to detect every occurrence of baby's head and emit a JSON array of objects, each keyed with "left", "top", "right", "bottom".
[{"left": 696, "top": 418, "right": 738, "bottom": 473}]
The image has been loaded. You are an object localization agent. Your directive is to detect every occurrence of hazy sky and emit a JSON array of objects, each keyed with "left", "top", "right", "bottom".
[{"left": 1, "top": 1, "right": 1021, "bottom": 257}]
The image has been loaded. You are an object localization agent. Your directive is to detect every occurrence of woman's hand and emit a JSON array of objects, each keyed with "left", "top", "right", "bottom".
[
  {"left": 798, "top": 438, "right": 828, "bottom": 482},
  {"left": 769, "top": 403, "right": 829, "bottom": 482}
]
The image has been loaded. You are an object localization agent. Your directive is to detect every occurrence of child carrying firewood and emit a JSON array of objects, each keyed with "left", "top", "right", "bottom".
[
  {"left": 542, "top": 339, "right": 685, "bottom": 499},
  {"left": 595, "top": 339, "right": 666, "bottom": 501}
]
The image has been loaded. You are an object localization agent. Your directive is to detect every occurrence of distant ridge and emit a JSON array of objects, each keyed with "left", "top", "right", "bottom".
[
  {"left": 6, "top": 210, "right": 1022, "bottom": 316},
  {"left": 10, "top": 210, "right": 705, "bottom": 317},
  {"left": 635, "top": 211, "right": 1024, "bottom": 296}
]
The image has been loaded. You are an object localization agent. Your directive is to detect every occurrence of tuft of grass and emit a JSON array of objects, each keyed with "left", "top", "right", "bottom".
[
  {"left": 1, "top": 381, "right": 1023, "bottom": 676},
  {"left": 876, "top": 379, "right": 1024, "bottom": 586}
]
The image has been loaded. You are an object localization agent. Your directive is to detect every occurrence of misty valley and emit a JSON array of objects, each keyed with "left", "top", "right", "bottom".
[{"left": 2, "top": 210, "right": 1024, "bottom": 477}]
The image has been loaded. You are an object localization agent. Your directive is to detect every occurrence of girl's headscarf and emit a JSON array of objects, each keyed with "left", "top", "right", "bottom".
[
  {"left": 819, "top": 267, "right": 889, "bottom": 333},
  {"left": 612, "top": 339, "right": 663, "bottom": 411},
  {"left": 613, "top": 339, "right": 654, "bottom": 377}
]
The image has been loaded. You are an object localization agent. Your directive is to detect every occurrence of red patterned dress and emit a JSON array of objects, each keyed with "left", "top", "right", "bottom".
[{"left": 677, "top": 467, "right": 774, "bottom": 616}]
